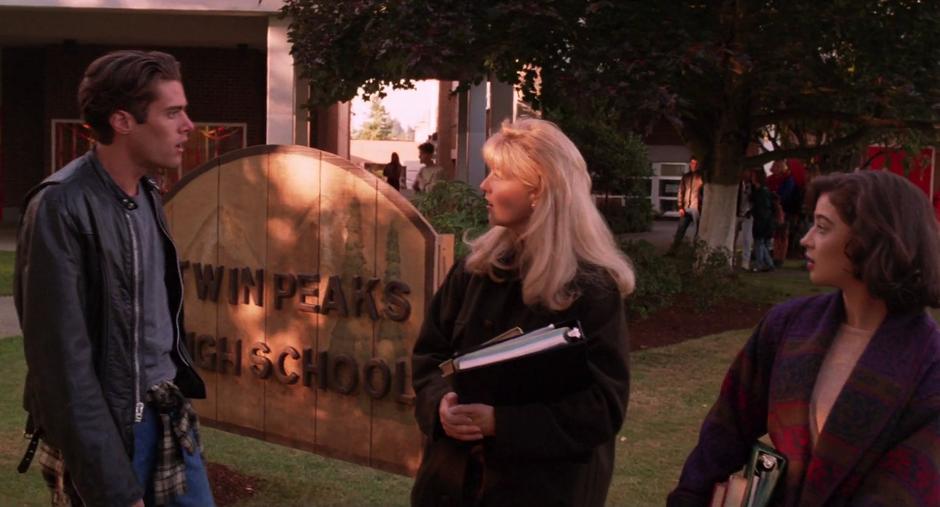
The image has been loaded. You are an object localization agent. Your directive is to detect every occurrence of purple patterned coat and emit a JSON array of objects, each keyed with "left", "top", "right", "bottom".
[{"left": 668, "top": 291, "right": 940, "bottom": 507}]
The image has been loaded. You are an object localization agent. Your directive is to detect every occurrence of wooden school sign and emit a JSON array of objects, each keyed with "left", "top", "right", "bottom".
[{"left": 164, "top": 145, "right": 454, "bottom": 475}]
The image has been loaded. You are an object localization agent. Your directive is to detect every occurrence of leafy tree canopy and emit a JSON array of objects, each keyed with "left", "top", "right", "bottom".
[
  {"left": 355, "top": 96, "right": 395, "bottom": 140},
  {"left": 282, "top": 0, "right": 583, "bottom": 102},
  {"left": 284, "top": 0, "right": 940, "bottom": 181}
]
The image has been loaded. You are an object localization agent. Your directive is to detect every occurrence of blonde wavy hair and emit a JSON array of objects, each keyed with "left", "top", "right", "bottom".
[{"left": 465, "top": 118, "right": 635, "bottom": 311}]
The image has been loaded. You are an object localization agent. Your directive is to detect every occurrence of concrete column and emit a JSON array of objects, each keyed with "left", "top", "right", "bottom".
[
  {"left": 294, "top": 78, "right": 310, "bottom": 147},
  {"left": 333, "top": 102, "right": 351, "bottom": 159},
  {"left": 489, "top": 78, "right": 515, "bottom": 135},
  {"left": 310, "top": 103, "right": 351, "bottom": 159},
  {"left": 436, "top": 81, "right": 455, "bottom": 179},
  {"left": 266, "top": 15, "right": 296, "bottom": 145},
  {"left": 455, "top": 90, "right": 469, "bottom": 182},
  {"left": 466, "top": 81, "right": 487, "bottom": 188}
]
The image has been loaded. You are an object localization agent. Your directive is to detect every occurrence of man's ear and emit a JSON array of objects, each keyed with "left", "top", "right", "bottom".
[{"left": 109, "top": 110, "right": 135, "bottom": 136}]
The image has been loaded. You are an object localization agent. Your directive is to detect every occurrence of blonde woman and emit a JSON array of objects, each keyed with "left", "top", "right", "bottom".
[{"left": 411, "top": 118, "right": 634, "bottom": 507}]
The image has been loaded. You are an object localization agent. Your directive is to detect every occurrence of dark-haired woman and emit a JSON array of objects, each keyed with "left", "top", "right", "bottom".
[
  {"left": 668, "top": 170, "right": 940, "bottom": 506},
  {"left": 383, "top": 152, "right": 404, "bottom": 190},
  {"left": 750, "top": 169, "right": 776, "bottom": 272}
]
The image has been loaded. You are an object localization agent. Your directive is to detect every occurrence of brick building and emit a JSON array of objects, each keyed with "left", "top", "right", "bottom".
[
  {"left": 0, "top": 1, "right": 721, "bottom": 224},
  {"left": 0, "top": 0, "right": 323, "bottom": 223}
]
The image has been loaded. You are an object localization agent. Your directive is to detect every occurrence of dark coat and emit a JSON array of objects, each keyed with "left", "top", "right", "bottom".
[
  {"left": 411, "top": 259, "right": 630, "bottom": 507},
  {"left": 14, "top": 151, "right": 204, "bottom": 507},
  {"left": 751, "top": 185, "right": 775, "bottom": 240},
  {"left": 383, "top": 162, "right": 402, "bottom": 190},
  {"left": 668, "top": 291, "right": 940, "bottom": 507}
]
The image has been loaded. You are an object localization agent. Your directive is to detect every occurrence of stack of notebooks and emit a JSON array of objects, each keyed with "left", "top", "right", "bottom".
[
  {"left": 438, "top": 321, "right": 590, "bottom": 406},
  {"left": 711, "top": 443, "right": 787, "bottom": 507}
]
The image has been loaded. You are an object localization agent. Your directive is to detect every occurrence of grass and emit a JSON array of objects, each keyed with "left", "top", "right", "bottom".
[
  {"left": 610, "top": 329, "right": 749, "bottom": 505},
  {"left": 0, "top": 328, "right": 750, "bottom": 507},
  {"left": 0, "top": 333, "right": 416, "bottom": 506},
  {"left": 0, "top": 260, "right": 893, "bottom": 506},
  {"left": 733, "top": 259, "right": 829, "bottom": 305},
  {"left": 0, "top": 251, "right": 13, "bottom": 297}
]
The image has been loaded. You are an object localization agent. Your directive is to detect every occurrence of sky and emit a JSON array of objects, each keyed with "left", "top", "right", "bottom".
[{"left": 350, "top": 80, "right": 439, "bottom": 134}]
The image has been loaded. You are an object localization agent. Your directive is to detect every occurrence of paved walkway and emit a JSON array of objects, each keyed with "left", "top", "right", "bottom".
[
  {"left": 0, "top": 223, "right": 15, "bottom": 251},
  {"left": 619, "top": 218, "right": 676, "bottom": 253},
  {"left": 2, "top": 224, "right": 20, "bottom": 337},
  {"left": 0, "top": 297, "right": 17, "bottom": 338}
]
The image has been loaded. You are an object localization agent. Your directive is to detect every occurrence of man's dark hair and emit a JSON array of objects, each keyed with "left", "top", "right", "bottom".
[
  {"left": 78, "top": 50, "right": 182, "bottom": 145},
  {"left": 806, "top": 170, "right": 940, "bottom": 312},
  {"left": 418, "top": 142, "right": 435, "bottom": 155}
]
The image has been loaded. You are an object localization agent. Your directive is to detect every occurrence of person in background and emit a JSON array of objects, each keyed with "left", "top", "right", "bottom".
[
  {"left": 411, "top": 118, "right": 633, "bottom": 507},
  {"left": 668, "top": 170, "right": 940, "bottom": 506},
  {"left": 670, "top": 156, "right": 704, "bottom": 252},
  {"left": 768, "top": 161, "right": 797, "bottom": 267},
  {"left": 383, "top": 152, "right": 404, "bottom": 191},
  {"left": 750, "top": 169, "right": 776, "bottom": 272},
  {"left": 413, "top": 141, "right": 443, "bottom": 193},
  {"left": 14, "top": 50, "right": 211, "bottom": 507},
  {"left": 736, "top": 168, "right": 755, "bottom": 271}
]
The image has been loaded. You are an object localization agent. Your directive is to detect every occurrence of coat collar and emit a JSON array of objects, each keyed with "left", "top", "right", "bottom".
[
  {"left": 86, "top": 149, "right": 161, "bottom": 211},
  {"left": 770, "top": 291, "right": 935, "bottom": 506}
]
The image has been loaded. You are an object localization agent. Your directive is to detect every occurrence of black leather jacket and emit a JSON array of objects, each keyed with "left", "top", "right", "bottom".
[{"left": 14, "top": 151, "right": 204, "bottom": 506}]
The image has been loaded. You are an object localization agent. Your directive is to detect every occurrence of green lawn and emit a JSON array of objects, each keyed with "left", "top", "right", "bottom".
[
  {"left": 0, "top": 261, "right": 859, "bottom": 506},
  {"left": 734, "top": 259, "right": 828, "bottom": 304},
  {"left": 0, "top": 328, "right": 749, "bottom": 507},
  {"left": 0, "top": 251, "right": 13, "bottom": 297}
]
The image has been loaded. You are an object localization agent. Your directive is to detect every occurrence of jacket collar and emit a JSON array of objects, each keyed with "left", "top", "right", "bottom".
[
  {"left": 773, "top": 292, "right": 934, "bottom": 506},
  {"left": 86, "top": 149, "right": 161, "bottom": 211}
]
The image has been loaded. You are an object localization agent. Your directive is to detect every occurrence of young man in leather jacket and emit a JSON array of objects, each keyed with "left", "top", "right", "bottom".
[{"left": 14, "top": 50, "right": 211, "bottom": 507}]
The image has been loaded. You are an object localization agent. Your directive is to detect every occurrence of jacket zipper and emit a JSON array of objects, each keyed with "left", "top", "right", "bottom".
[
  {"left": 124, "top": 212, "right": 144, "bottom": 423},
  {"left": 151, "top": 191, "right": 192, "bottom": 369}
]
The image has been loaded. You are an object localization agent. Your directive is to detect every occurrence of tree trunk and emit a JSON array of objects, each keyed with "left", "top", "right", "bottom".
[
  {"left": 697, "top": 183, "right": 739, "bottom": 258},
  {"left": 696, "top": 99, "right": 749, "bottom": 260}
]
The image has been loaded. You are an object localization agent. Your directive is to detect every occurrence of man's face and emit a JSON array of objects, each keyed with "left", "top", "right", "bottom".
[
  {"left": 419, "top": 149, "right": 433, "bottom": 165},
  {"left": 689, "top": 159, "right": 698, "bottom": 172},
  {"left": 126, "top": 80, "right": 193, "bottom": 172}
]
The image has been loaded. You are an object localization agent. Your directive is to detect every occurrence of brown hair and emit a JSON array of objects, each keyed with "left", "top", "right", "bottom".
[
  {"left": 418, "top": 142, "right": 435, "bottom": 155},
  {"left": 806, "top": 170, "right": 940, "bottom": 312},
  {"left": 78, "top": 50, "right": 182, "bottom": 145}
]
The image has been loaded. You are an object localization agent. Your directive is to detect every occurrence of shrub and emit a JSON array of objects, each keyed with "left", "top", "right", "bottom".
[
  {"left": 620, "top": 239, "right": 736, "bottom": 319},
  {"left": 411, "top": 180, "right": 489, "bottom": 258},
  {"left": 599, "top": 198, "right": 655, "bottom": 234},
  {"left": 620, "top": 240, "right": 681, "bottom": 318}
]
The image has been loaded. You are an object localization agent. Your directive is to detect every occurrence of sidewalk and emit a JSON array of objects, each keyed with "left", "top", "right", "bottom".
[
  {"left": 1, "top": 224, "right": 20, "bottom": 338},
  {"left": 0, "top": 223, "right": 15, "bottom": 251},
  {"left": 619, "top": 218, "right": 676, "bottom": 253}
]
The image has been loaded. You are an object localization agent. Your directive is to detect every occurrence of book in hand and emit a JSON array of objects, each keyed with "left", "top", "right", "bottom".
[
  {"left": 710, "top": 442, "right": 787, "bottom": 507},
  {"left": 438, "top": 321, "right": 590, "bottom": 406}
]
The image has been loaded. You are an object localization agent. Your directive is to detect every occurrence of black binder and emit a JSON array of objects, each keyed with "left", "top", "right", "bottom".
[{"left": 438, "top": 321, "right": 591, "bottom": 406}]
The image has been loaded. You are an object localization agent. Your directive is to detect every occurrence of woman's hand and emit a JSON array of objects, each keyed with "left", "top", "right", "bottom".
[{"left": 438, "top": 392, "right": 495, "bottom": 440}]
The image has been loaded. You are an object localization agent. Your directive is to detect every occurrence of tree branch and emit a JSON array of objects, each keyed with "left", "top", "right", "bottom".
[
  {"left": 753, "top": 109, "right": 940, "bottom": 131},
  {"left": 743, "top": 127, "right": 870, "bottom": 166}
]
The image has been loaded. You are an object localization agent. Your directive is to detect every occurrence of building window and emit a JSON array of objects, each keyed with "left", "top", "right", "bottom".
[
  {"left": 51, "top": 120, "right": 247, "bottom": 191},
  {"left": 651, "top": 162, "right": 688, "bottom": 216}
]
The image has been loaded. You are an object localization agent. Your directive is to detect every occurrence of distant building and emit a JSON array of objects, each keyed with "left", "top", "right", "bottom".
[{"left": 0, "top": 0, "right": 319, "bottom": 222}]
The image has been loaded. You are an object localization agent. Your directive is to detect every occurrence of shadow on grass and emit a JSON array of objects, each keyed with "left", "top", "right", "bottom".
[
  {"left": 0, "top": 329, "right": 759, "bottom": 507},
  {"left": 733, "top": 259, "right": 829, "bottom": 305}
]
